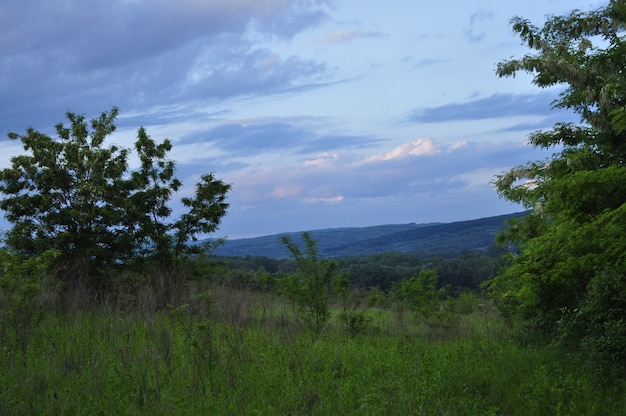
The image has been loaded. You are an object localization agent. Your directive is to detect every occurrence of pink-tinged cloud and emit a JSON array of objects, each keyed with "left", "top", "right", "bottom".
[
  {"left": 366, "top": 138, "right": 446, "bottom": 162},
  {"left": 303, "top": 152, "right": 343, "bottom": 168},
  {"left": 224, "top": 138, "right": 544, "bottom": 209},
  {"left": 219, "top": 138, "right": 552, "bottom": 237}
]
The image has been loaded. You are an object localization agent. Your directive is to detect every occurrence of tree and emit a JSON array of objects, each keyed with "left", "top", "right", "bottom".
[
  {"left": 0, "top": 108, "right": 231, "bottom": 287},
  {"left": 400, "top": 268, "right": 445, "bottom": 316},
  {"left": 488, "top": 1, "right": 626, "bottom": 368},
  {"left": 280, "top": 232, "right": 341, "bottom": 335}
]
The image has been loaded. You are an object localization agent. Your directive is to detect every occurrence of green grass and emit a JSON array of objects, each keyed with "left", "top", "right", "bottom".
[{"left": 1, "top": 288, "right": 624, "bottom": 415}]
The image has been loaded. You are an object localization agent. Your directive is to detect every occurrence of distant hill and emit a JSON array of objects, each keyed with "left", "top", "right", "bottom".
[{"left": 212, "top": 211, "right": 528, "bottom": 259}]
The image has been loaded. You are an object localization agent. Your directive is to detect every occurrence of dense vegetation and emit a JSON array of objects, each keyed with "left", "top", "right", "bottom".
[
  {"left": 0, "top": 108, "right": 231, "bottom": 296},
  {"left": 2, "top": 1, "right": 626, "bottom": 413},
  {"left": 2, "top": 250, "right": 624, "bottom": 415},
  {"left": 488, "top": 0, "right": 626, "bottom": 373},
  {"left": 219, "top": 248, "right": 504, "bottom": 292}
]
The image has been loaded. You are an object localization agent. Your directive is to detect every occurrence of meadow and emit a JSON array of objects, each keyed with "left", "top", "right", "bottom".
[{"left": 1, "top": 278, "right": 624, "bottom": 416}]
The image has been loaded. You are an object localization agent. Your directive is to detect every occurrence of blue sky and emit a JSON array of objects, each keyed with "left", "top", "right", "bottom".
[{"left": 0, "top": 0, "right": 604, "bottom": 238}]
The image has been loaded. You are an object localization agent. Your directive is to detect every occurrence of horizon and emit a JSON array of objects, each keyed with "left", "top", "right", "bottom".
[{"left": 217, "top": 209, "right": 528, "bottom": 241}]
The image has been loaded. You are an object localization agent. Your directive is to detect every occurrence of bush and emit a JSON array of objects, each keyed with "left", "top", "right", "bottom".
[
  {"left": 400, "top": 268, "right": 447, "bottom": 315},
  {"left": 280, "top": 232, "right": 339, "bottom": 335},
  {"left": 558, "top": 270, "right": 626, "bottom": 376},
  {"left": 0, "top": 250, "right": 58, "bottom": 364}
]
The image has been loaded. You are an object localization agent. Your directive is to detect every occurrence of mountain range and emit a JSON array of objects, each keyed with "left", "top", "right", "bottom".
[{"left": 212, "top": 211, "right": 528, "bottom": 259}]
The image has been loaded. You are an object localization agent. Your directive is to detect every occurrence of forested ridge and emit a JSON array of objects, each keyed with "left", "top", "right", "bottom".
[{"left": 213, "top": 211, "right": 528, "bottom": 259}]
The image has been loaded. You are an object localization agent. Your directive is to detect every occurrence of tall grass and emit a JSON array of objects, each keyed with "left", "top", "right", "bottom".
[{"left": 1, "top": 283, "right": 623, "bottom": 415}]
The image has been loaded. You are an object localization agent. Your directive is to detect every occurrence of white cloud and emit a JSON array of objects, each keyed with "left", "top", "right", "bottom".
[
  {"left": 223, "top": 138, "right": 551, "bottom": 212},
  {"left": 304, "top": 195, "right": 344, "bottom": 204},
  {"left": 366, "top": 138, "right": 443, "bottom": 162},
  {"left": 319, "top": 29, "right": 387, "bottom": 44},
  {"left": 303, "top": 152, "right": 342, "bottom": 168}
]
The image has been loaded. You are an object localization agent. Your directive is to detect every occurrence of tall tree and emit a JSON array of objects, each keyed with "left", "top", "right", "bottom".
[
  {"left": 0, "top": 108, "right": 231, "bottom": 286},
  {"left": 488, "top": 1, "right": 626, "bottom": 368}
]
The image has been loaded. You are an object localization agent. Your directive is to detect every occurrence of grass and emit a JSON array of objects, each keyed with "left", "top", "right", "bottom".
[{"left": 1, "top": 285, "right": 624, "bottom": 415}]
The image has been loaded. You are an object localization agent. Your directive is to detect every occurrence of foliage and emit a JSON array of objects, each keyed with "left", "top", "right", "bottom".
[
  {"left": 216, "top": 249, "right": 502, "bottom": 296},
  {"left": 558, "top": 269, "right": 626, "bottom": 376},
  {"left": 0, "top": 108, "right": 231, "bottom": 288},
  {"left": 337, "top": 251, "right": 500, "bottom": 291},
  {"left": 339, "top": 310, "right": 372, "bottom": 338},
  {"left": 0, "top": 249, "right": 58, "bottom": 365},
  {"left": 1, "top": 286, "right": 624, "bottom": 415},
  {"left": 400, "top": 268, "right": 446, "bottom": 315},
  {"left": 488, "top": 0, "right": 626, "bottom": 367},
  {"left": 280, "top": 232, "right": 344, "bottom": 335}
]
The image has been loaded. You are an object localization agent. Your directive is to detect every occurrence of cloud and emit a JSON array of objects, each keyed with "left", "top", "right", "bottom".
[
  {"left": 319, "top": 29, "right": 387, "bottom": 44},
  {"left": 366, "top": 139, "right": 442, "bottom": 161},
  {"left": 225, "top": 138, "right": 546, "bottom": 206},
  {"left": 177, "top": 120, "right": 382, "bottom": 158},
  {"left": 464, "top": 9, "right": 494, "bottom": 43},
  {"left": 253, "top": 0, "right": 330, "bottom": 39},
  {"left": 407, "top": 92, "right": 562, "bottom": 123},
  {"left": 410, "top": 58, "right": 448, "bottom": 70},
  {"left": 181, "top": 46, "right": 332, "bottom": 101},
  {"left": 303, "top": 195, "right": 344, "bottom": 204},
  {"left": 118, "top": 107, "right": 230, "bottom": 129},
  {"left": 1, "top": 0, "right": 329, "bottom": 68},
  {"left": 1, "top": 43, "right": 331, "bottom": 133},
  {"left": 0, "top": 0, "right": 332, "bottom": 135},
  {"left": 303, "top": 152, "right": 343, "bottom": 168},
  {"left": 494, "top": 113, "right": 580, "bottom": 133}
]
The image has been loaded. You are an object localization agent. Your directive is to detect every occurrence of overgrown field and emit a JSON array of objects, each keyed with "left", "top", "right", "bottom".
[{"left": 1, "top": 284, "right": 623, "bottom": 415}]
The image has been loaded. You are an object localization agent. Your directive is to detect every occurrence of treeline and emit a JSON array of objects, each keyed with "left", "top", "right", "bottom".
[{"left": 214, "top": 245, "right": 507, "bottom": 293}]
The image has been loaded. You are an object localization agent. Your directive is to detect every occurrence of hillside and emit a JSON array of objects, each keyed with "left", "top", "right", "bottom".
[{"left": 213, "top": 211, "right": 528, "bottom": 259}]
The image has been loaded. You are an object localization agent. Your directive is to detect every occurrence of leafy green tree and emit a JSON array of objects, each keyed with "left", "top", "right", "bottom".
[
  {"left": 0, "top": 108, "right": 231, "bottom": 287},
  {"left": 400, "top": 268, "right": 446, "bottom": 315},
  {"left": 488, "top": 1, "right": 626, "bottom": 366},
  {"left": 280, "top": 232, "right": 341, "bottom": 335}
]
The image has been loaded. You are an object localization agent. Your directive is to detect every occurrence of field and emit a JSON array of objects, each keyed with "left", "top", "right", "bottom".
[{"left": 1, "top": 281, "right": 623, "bottom": 416}]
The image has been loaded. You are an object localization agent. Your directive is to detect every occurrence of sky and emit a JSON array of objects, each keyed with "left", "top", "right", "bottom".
[{"left": 0, "top": 0, "right": 605, "bottom": 239}]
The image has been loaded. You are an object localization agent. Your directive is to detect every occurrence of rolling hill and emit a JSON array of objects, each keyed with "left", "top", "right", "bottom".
[{"left": 212, "top": 211, "right": 527, "bottom": 259}]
